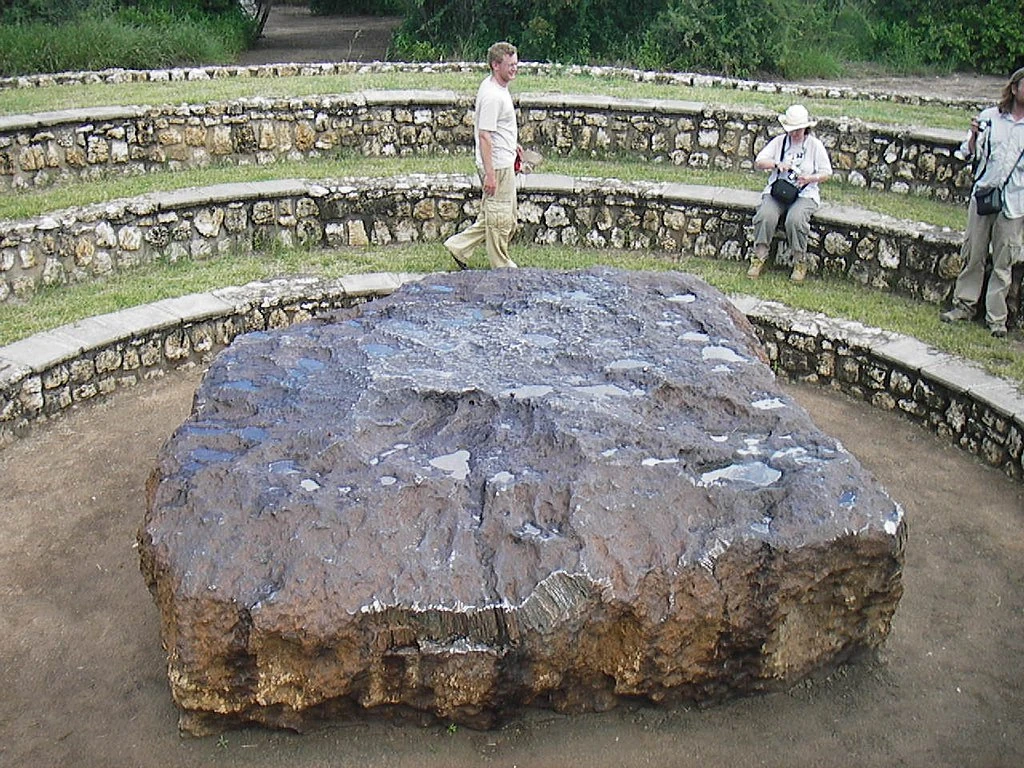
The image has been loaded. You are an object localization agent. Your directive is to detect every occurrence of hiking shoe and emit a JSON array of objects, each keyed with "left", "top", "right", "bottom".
[
  {"left": 746, "top": 258, "right": 766, "bottom": 279},
  {"left": 940, "top": 306, "right": 971, "bottom": 323},
  {"left": 991, "top": 326, "right": 1007, "bottom": 338},
  {"left": 790, "top": 262, "right": 807, "bottom": 283}
]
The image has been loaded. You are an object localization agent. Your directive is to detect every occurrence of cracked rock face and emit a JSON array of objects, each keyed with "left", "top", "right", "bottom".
[{"left": 139, "top": 267, "right": 905, "bottom": 734}]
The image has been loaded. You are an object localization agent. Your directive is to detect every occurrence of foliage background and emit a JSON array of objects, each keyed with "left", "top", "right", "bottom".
[
  {"left": 0, "top": 0, "right": 256, "bottom": 75},
  {"left": 386, "top": 0, "right": 1024, "bottom": 79},
  {"left": 0, "top": 0, "right": 1021, "bottom": 82}
]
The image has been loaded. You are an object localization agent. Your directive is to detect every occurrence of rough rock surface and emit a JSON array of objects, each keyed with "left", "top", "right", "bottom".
[{"left": 139, "top": 267, "right": 905, "bottom": 734}]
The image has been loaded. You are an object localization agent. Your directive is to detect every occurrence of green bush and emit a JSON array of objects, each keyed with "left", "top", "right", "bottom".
[
  {"left": 0, "top": 0, "right": 257, "bottom": 76},
  {"left": 0, "top": 0, "right": 92, "bottom": 23},
  {"left": 391, "top": 0, "right": 878, "bottom": 78},
  {"left": 391, "top": 0, "right": 666, "bottom": 65},
  {"left": 866, "top": 0, "right": 1023, "bottom": 74},
  {"left": 2, "top": 0, "right": 1019, "bottom": 80},
  {"left": 638, "top": 0, "right": 783, "bottom": 77}
]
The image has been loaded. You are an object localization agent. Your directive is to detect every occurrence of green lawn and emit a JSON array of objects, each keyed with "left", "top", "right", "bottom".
[
  {"left": 0, "top": 69, "right": 976, "bottom": 131},
  {"left": 2, "top": 241, "right": 1021, "bottom": 385}
]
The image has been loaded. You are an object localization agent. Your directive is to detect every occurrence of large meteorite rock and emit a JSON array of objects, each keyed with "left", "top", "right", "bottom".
[{"left": 140, "top": 267, "right": 905, "bottom": 734}]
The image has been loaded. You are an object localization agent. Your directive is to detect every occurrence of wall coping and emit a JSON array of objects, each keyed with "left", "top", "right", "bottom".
[
  {"left": 5, "top": 272, "right": 1020, "bottom": 412},
  {"left": 0, "top": 61, "right": 987, "bottom": 111},
  {"left": 2, "top": 172, "right": 962, "bottom": 240},
  {"left": 1, "top": 171, "right": 966, "bottom": 310},
  {"left": 730, "top": 295, "right": 1024, "bottom": 418},
  {"left": 0, "top": 88, "right": 963, "bottom": 147}
]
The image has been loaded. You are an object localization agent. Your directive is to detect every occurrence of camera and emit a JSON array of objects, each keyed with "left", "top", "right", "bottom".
[{"left": 954, "top": 117, "right": 991, "bottom": 162}]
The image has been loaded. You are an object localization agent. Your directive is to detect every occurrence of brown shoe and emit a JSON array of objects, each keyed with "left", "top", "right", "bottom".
[
  {"left": 747, "top": 257, "right": 766, "bottom": 279},
  {"left": 790, "top": 262, "right": 807, "bottom": 283}
]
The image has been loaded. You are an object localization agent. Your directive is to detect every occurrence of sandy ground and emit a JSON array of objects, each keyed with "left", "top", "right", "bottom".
[
  {"left": 1, "top": 7, "right": 1022, "bottom": 768},
  {"left": 237, "top": 6, "right": 400, "bottom": 65},
  {"left": 1, "top": 368, "right": 1021, "bottom": 768}
]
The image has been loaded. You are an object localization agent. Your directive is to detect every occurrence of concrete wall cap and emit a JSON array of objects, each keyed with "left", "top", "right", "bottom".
[
  {"left": 148, "top": 293, "right": 235, "bottom": 324},
  {"left": 964, "top": 380, "right": 1024, "bottom": 420},
  {"left": 920, "top": 356, "right": 996, "bottom": 395},
  {"left": 873, "top": 336, "right": 947, "bottom": 370},
  {"left": 361, "top": 89, "right": 466, "bottom": 106},
  {"left": 338, "top": 272, "right": 408, "bottom": 297},
  {"left": 1, "top": 330, "right": 85, "bottom": 371}
]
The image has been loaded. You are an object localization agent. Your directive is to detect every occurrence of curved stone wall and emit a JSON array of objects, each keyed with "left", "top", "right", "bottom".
[
  {"left": 0, "top": 89, "right": 970, "bottom": 200},
  {"left": 1, "top": 66, "right": 1017, "bottom": 483},
  {"left": 2, "top": 272, "right": 1020, "bottom": 482},
  {"left": 0, "top": 174, "right": 964, "bottom": 307},
  {"left": 0, "top": 61, "right": 985, "bottom": 112}
]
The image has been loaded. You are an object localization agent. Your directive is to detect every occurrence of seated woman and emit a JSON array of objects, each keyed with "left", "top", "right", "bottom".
[{"left": 748, "top": 104, "right": 833, "bottom": 282}]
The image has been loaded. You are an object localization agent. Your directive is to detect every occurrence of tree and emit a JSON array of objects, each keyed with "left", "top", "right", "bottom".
[{"left": 239, "top": 0, "right": 273, "bottom": 37}]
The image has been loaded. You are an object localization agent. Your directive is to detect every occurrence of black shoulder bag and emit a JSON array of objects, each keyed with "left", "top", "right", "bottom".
[
  {"left": 769, "top": 135, "right": 800, "bottom": 206},
  {"left": 974, "top": 142, "right": 1024, "bottom": 216}
]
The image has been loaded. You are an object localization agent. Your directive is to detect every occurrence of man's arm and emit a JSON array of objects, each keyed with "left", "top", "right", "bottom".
[{"left": 479, "top": 129, "right": 496, "bottom": 195}]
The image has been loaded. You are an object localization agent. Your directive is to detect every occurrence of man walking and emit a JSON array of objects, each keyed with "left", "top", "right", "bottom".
[
  {"left": 941, "top": 66, "right": 1024, "bottom": 338},
  {"left": 444, "top": 41, "right": 521, "bottom": 270}
]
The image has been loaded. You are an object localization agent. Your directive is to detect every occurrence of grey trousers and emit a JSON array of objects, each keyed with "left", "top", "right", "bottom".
[
  {"left": 952, "top": 197, "right": 1024, "bottom": 329},
  {"left": 752, "top": 194, "right": 818, "bottom": 257}
]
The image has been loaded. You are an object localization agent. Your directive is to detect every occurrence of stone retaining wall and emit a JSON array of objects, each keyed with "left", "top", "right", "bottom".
[
  {"left": 0, "top": 174, "right": 966, "bottom": 308},
  {"left": 2, "top": 273, "right": 1021, "bottom": 483},
  {"left": 0, "top": 61, "right": 984, "bottom": 111},
  {"left": 0, "top": 89, "right": 970, "bottom": 201},
  {"left": 0, "top": 59, "right": 1016, "bottom": 481},
  {"left": 733, "top": 296, "right": 1024, "bottom": 481}
]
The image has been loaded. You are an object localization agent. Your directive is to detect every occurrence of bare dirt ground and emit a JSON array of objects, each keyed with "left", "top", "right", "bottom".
[
  {"left": 2, "top": 370, "right": 1021, "bottom": 768},
  {"left": 237, "top": 5, "right": 400, "bottom": 65},
  {"left": 1, "top": 7, "right": 1022, "bottom": 768}
]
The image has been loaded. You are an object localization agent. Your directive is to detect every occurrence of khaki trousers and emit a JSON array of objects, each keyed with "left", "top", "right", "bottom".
[
  {"left": 443, "top": 166, "right": 518, "bottom": 269},
  {"left": 952, "top": 197, "right": 1024, "bottom": 330}
]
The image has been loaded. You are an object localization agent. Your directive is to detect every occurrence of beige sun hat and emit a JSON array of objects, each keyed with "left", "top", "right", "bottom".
[{"left": 779, "top": 104, "right": 817, "bottom": 131}]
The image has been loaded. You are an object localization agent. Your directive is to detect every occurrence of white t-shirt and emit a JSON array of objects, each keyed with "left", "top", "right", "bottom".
[
  {"left": 474, "top": 75, "right": 518, "bottom": 170},
  {"left": 756, "top": 132, "right": 833, "bottom": 203}
]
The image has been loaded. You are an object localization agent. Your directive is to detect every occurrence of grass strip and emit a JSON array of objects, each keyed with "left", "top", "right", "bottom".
[
  {"left": 0, "top": 70, "right": 975, "bottom": 131},
  {"left": 0, "top": 154, "right": 967, "bottom": 230},
  {"left": 2, "top": 243, "right": 1019, "bottom": 385}
]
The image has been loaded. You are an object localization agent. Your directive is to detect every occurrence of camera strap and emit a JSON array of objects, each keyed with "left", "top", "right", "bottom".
[
  {"left": 974, "top": 119, "right": 991, "bottom": 181},
  {"left": 994, "top": 144, "right": 1024, "bottom": 191},
  {"left": 773, "top": 134, "right": 790, "bottom": 182}
]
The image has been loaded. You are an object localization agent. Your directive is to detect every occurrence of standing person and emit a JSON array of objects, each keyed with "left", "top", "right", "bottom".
[
  {"left": 444, "top": 41, "right": 522, "bottom": 270},
  {"left": 941, "top": 67, "right": 1024, "bottom": 338},
  {"left": 747, "top": 104, "right": 832, "bottom": 283}
]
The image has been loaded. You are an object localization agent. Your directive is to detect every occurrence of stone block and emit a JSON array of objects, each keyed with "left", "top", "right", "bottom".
[{"left": 141, "top": 268, "right": 905, "bottom": 734}]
